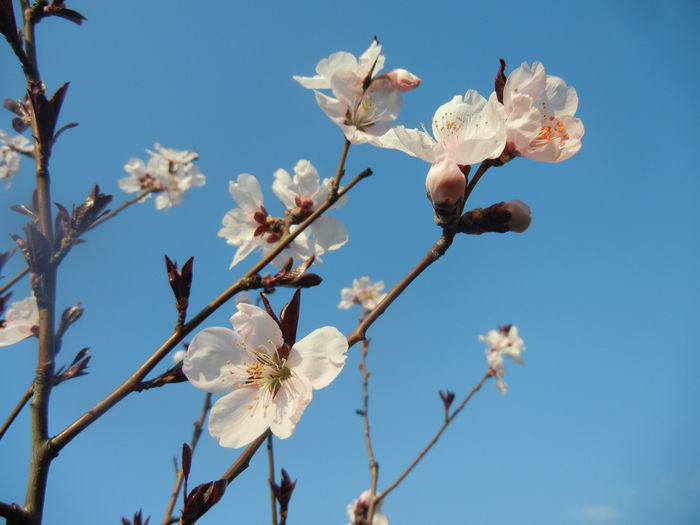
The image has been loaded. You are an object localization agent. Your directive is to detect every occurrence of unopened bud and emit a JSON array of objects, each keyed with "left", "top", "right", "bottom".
[
  {"left": 382, "top": 68, "right": 422, "bottom": 92},
  {"left": 504, "top": 200, "right": 531, "bottom": 233},
  {"left": 426, "top": 159, "right": 466, "bottom": 219},
  {"left": 173, "top": 349, "right": 187, "bottom": 363}
]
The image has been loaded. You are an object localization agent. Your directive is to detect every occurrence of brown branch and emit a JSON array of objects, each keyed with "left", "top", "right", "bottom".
[
  {"left": 221, "top": 430, "right": 270, "bottom": 485},
  {"left": 376, "top": 372, "right": 491, "bottom": 503},
  {"left": 160, "top": 392, "right": 212, "bottom": 525},
  {"left": 0, "top": 384, "right": 33, "bottom": 440},
  {"left": 347, "top": 231, "right": 455, "bottom": 349},
  {"left": 51, "top": 164, "right": 370, "bottom": 453}
]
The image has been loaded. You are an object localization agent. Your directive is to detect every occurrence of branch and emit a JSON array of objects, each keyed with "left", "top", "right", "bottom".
[
  {"left": 359, "top": 338, "right": 379, "bottom": 524},
  {"left": 221, "top": 430, "right": 270, "bottom": 485},
  {"left": 51, "top": 164, "right": 370, "bottom": 452},
  {"left": 0, "top": 189, "right": 154, "bottom": 297},
  {"left": 0, "top": 384, "right": 33, "bottom": 440},
  {"left": 347, "top": 230, "right": 455, "bottom": 348},
  {"left": 376, "top": 372, "right": 490, "bottom": 503}
]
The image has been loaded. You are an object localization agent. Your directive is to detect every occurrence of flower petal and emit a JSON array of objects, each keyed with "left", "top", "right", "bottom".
[
  {"left": 287, "top": 326, "right": 348, "bottom": 389},
  {"left": 229, "top": 173, "right": 263, "bottom": 212},
  {"left": 269, "top": 374, "right": 313, "bottom": 439},
  {"left": 208, "top": 387, "right": 274, "bottom": 448},
  {"left": 183, "top": 327, "right": 247, "bottom": 394},
  {"left": 312, "top": 215, "right": 348, "bottom": 251},
  {"left": 231, "top": 303, "right": 284, "bottom": 352}
]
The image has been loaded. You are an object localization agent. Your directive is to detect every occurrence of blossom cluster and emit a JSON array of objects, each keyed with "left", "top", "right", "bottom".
[
  {"left": 480, "top": 324, "right": 526, "bottom": 394},
  {"left": 118, "top": 143, "right": 206, "bottom": 210},
  {"left": 338, "top": 276, "right": 387, "bottom": 312},
  {"left": 0, "top": 295, "right": 38, "bottom": 346},
  {"left": 219, "top": 159, "right": 348, "bottom": 268},
  {"left": 295, "top": 42, "right": 583, "bottom": 215}
]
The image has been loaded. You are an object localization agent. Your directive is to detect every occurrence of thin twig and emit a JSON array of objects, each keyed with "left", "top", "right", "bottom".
[
  {"left": 347, "top": 231, "right": 456, "bottom": 349},
  {"left": 267, "top": 434, "right": 278, "bottom": 525},
  {"left": 463, "top": 160, "right": 492, "bottom": 204},
  {"left": 0, "top": 384, "right": 33, "bottom": 440},
  {"left": 0, "top": 189, "right": 154, "bottom": 297},
  {"left": 160, "top": 392, "right": 212, "bottom": 525},
  {"left": 331, "top": 139, "right": 351, "bottom": 196},
  {"left": 359, "top": 337, "right": 379, "bottom": 524},
  {"left": 376, "top": 372, "right": 491, "bottom": 503}
]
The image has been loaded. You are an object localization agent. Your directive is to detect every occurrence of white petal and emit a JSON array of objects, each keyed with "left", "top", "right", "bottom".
[
  {"left": 183, "top": 327, "right": 246, "bottom": 394},
  {"left": 543, "top": 75, "right": 578, "bottom": 116},
  {"left": 373, "top": 126, "right": 438, "bottom": 162},
  {"left": 287, "top": 326, "right": 348, "bottom": 389},
  {"left": 269, "top": 374, "right": 313, "bottom": 439},
  {"left": 293, "top": 159, "right": 322, "bottom": 201},
  {"left": 208, "top": 387, "right": 274, "bottom": 448},
  {"left": 271, "top": 168, "right": 297, "bottom": 209},
  {"left": 229, "top": 173, "right": 263, "bottom": 212},
  {"left": 312, "top": 215, "right": 348, "bottom": 251},
  {"left": 231, "top": 303, "right": 283, "bottom": 352},
  {"left": 315, "top": 91, "right": 348, "bottom": 127},
  {"left": 229, "top": 239, "right": 260, "bottom": 268}
]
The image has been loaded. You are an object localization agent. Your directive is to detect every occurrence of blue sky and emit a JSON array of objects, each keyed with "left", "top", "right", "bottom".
[{"left": 1, "top": 1, "right": 699, "bottom": 524}]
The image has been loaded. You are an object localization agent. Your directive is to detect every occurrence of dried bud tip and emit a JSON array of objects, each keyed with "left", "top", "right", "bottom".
[
  {"left": 381, "top": 68, "right": 422, "bottom": 92},
  {"left": 439, "top": 389, "right": 455, "bottom": 410}
]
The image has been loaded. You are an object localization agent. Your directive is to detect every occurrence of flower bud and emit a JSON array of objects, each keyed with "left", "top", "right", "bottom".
[
  {"left": 425, "top": 159, "right": 466, "bottom": 218},
  {"left": 504, "top": 200, "right": 531, "bottom": 233},
  {"left": 382, "top": 68, "right": 422, "bottom": 92}
]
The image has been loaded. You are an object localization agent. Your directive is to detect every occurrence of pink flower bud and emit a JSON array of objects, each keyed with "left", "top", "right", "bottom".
[
  {"left": 382, "top": 68, "right": 421, "bottom": 92},
  {"left": 504, "top": 200, "right": 531, "bottom": 232},
  {"left": 425, "top": 159, "right": 466, "bottom": 210}
]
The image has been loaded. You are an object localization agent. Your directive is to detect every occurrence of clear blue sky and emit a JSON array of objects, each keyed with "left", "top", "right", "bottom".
[{"left": 1, "top": 1, "right": 699, "bottom": 524}]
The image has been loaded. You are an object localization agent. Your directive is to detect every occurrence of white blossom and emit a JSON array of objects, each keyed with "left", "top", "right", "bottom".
[
  {"left": 0, "top": 130, "right": 33, "bottom": 187},
  {"left": 338, "top": 277, "right": 387, "bottom": 311},
  {"left": 479, "top": 324, "right": 525, "bottom": 394},
  {"left": 272, "top": 159, "right": 348, "bottom": 255},
  {"left": 346, "top": 490, "right": 389, "bottom": 525},
  {"left": 502, "top": 62, "right": 584, "bottom": 162},
  {"left": 218, "top": 173, "right": 318, "bottom": 268},
  {"left": 0, "top": 295, "right": 39, "bottom": 347},
  {"left": 294, "top": 40, "right": 419, "bottom": 144},
  {"left": 183, "top": 303, "right": 348, "bottom": 448},
  {"left": 118, "top": 143, "right": 205, "bottom": 210}
]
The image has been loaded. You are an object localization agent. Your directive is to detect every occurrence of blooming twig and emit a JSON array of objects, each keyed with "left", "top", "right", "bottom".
[
  {"left": 376, "top": 372, "right": 491, "bottom": 504},
  {"left": 359, "top": 337, "right": 380, "bottom": 524}
]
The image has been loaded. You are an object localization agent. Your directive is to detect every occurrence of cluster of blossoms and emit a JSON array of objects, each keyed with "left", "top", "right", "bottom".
[
  {"left": 183, "top": 296, "right": 348, "bottom": 448},
  {"left": 0, "top": 295, "right": 38, "bottom": 346},
  {"left": 338, "top": 276, "right": 387, "bottom": 312},
  {"left": 118, "top": 143, "right": 206, "bottom": 210},
  {"left": 479, "top": 324, "right": 526, "bottom": 394},
  {"left": 376, "top": 61, "right": 583, "bottom": 213},
  {"left": 0, "top": 130, "right": 33, "bottom": 188},
  {"left": 294, "top": 39, "right": 421, "bottom": 145},
  {"left": 219, "top": 159, "right": 348, "bottom": 268}
]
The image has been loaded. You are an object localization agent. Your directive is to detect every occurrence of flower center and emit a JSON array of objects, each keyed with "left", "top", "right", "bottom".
[
  {"left": 533, "top": 115, "right": 570, "bottom": 148},
  {"left": 233, "top": 339, "right": 292, "bottom": 396}
]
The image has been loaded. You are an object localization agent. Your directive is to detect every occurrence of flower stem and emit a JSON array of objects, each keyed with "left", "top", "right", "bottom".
[
  {"left": 331, "top": 139, "right": 351, "bottom": 196},
  {"left": 376, "top": 372, "right": 490, "bottom": 503}
]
